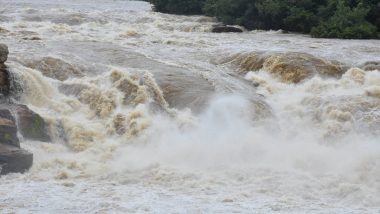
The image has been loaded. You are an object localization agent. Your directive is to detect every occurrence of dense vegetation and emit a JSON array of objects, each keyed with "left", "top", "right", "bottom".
[{"left": 147, "top": 0, "right": 380, "bottom": 39}]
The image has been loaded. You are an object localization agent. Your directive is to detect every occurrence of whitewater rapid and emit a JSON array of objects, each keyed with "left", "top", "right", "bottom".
[{"left": 1, "top": 0, "right": 380, "bottom": 213}]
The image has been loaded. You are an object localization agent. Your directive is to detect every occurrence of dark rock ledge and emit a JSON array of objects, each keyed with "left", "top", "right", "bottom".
[{"left": 0, "top": 43, "right": 51, "bottom": 175}]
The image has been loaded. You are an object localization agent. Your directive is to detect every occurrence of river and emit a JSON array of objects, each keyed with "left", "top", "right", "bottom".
[{"left": 0, "top": 0, "right": 380, "bottom": 213}]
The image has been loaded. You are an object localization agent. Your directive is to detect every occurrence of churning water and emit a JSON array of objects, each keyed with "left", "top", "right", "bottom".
[{"left": 0, "top": 0, "right": 380, "bottom": 213}]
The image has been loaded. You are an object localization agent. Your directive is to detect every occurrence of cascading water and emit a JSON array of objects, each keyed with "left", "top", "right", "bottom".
[{"left": 0, "top": 0, "right": 380, "bottom": 213}]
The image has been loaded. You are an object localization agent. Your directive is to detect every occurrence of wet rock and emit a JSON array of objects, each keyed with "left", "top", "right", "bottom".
[
  {"left": 0, "top": 44, "right": 11, "bottom": 98},
  {"left": 0, "top": 45, "right": 34, "bottom": 175},
  {"left": 0, "top": 64, "right": 10, "bottom": 97},
  {"left": 0, "top": 43, "right": 9, "bottom": 63},
  {"left": 0, "top": 109, "right": 19, "bottom": 147},
  {"left": 212, "top": 25, "right": 243, "bottom": 33},
  {"left": 263, "top": 52, "right": 345, "bottom": 83},
  {"left": 220, "top": 52, "right": 269, "bottom": 74},
  {"left": 0, "top": 144, "right": 33, "bottom": 175},
  {"left": 22, "top": 36, "right": 42, "bottom": 41},
  {"left": 225, "top": 52, "right": 346, "bottom": 83},
  {"left": 0, "top": 109, "right": 33, "bottom": 175},
  {"left": 361, "top": 61, "right": 380, "bottom": 71},
  {"left": 24, "top": 57, "right": 83, "bottom": 81},
  {"left": 14, "top": 104, "right": 51, "bottom": 142}
]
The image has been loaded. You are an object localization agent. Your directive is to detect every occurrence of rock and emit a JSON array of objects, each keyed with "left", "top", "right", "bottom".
[
  {"left": 220, "top": 51, "right": 269, "bottom": 73},
  {"left": 361, "top": 61, "right": 380, "bottom": 71},
  {"left": 225, "top": 52, "right": 346, "bottom": 83},
  {"left": 0, "top": 64, "right": 10, "bottom": 97},
  {"left": 24, "top": 57, "right": 83, "bottom": 81},
  {"left": 263, "top": 52, "right": 345, "bottom": 83},
  {"left": 0, "top": 43, "right": 8, "bottom": 63},
  {"left": 212, "top": 25, "right": 243, "bottom": 33},
  {"left": 14, "top": 105, "right": 51, "bottom": 142},
  {"left": 0, "top": 144, "right": 33, "bottom": 175},
  {"left": 0, "top": 45, "right": 34, "bottom": 175},
  {"left": 22, "top": 36, "right": 42, "bottom": 41},
  {"left": 0, "top": 109, "right": 19, "bottom": 147}
]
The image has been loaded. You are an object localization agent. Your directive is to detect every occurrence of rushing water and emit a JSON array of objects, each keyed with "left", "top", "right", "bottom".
[{"left": 1, "top": 0, "right": 380, "bottom": 213}]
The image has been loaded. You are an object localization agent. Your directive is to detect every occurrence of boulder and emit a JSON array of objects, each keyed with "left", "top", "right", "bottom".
[
  {"left": 0, "top": 109, "right": 19, "bottom": 147},
  {"left": 0, "top": 144, "right": 33, "bottom": 175},
  {"left": 212, "top": 25, "right": 243, "bottom": 33},
  {"left": 14, "top": 104, "right": 51, "bottom": 142},
  {"left": 0, "top": 43, "right": 8, "bottom": 63}
]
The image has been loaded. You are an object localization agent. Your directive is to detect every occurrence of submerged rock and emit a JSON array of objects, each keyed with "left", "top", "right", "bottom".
[
  {"left": 263, "top": 52, "right": 345, "bottom": 83},
  {"left": 223, "top": 52, "right": 346, "bottom": 83},
  {"left": 23, "top": 57, "right": 83, "bottom": 81},
  {"left": 0, "top": 144, "right": 33, "bottom": 175}
]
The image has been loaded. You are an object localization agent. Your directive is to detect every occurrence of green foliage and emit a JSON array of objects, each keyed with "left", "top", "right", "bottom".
[
  {"left": 311, "top": 0, "right": 378, "bottom": 39},
  {"left": 284, "top": 7, "right": 319, "bottom": 33},
  {"left": 203, "top": 0, "right": 252, "bottom": 26},
  {"left": 148, "top": 0, "right": 379, "bottom": 39}
]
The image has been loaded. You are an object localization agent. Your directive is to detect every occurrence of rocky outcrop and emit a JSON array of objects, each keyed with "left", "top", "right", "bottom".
[
  {"left": 212, "top": 25, "right": 243, "bottom": 33},
  {"left": 223, "top": 52, "right": 346, "bottom": 83},
  {"left": 0, "top": 44, "right": 36, "bottom": 175}
]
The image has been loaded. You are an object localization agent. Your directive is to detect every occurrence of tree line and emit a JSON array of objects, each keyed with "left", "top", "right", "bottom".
[{"left": 146, "top": 0, "right": 380, "bottom": 39}]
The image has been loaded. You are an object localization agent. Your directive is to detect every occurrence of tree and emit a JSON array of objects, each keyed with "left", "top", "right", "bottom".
[
  {"left": 148, "top": 0, "right": 379, "bottom": 39},
  {"left": 149, "top": 0, "right": 205, "bottom": 15},
  {"left": 311, "top": 0, "right": 378, "bottom": 39}
]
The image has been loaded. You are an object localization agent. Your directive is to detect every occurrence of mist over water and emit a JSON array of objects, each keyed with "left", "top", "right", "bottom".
[{"left": 1, "top": 0, "right": 380, "bottom": 213}]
